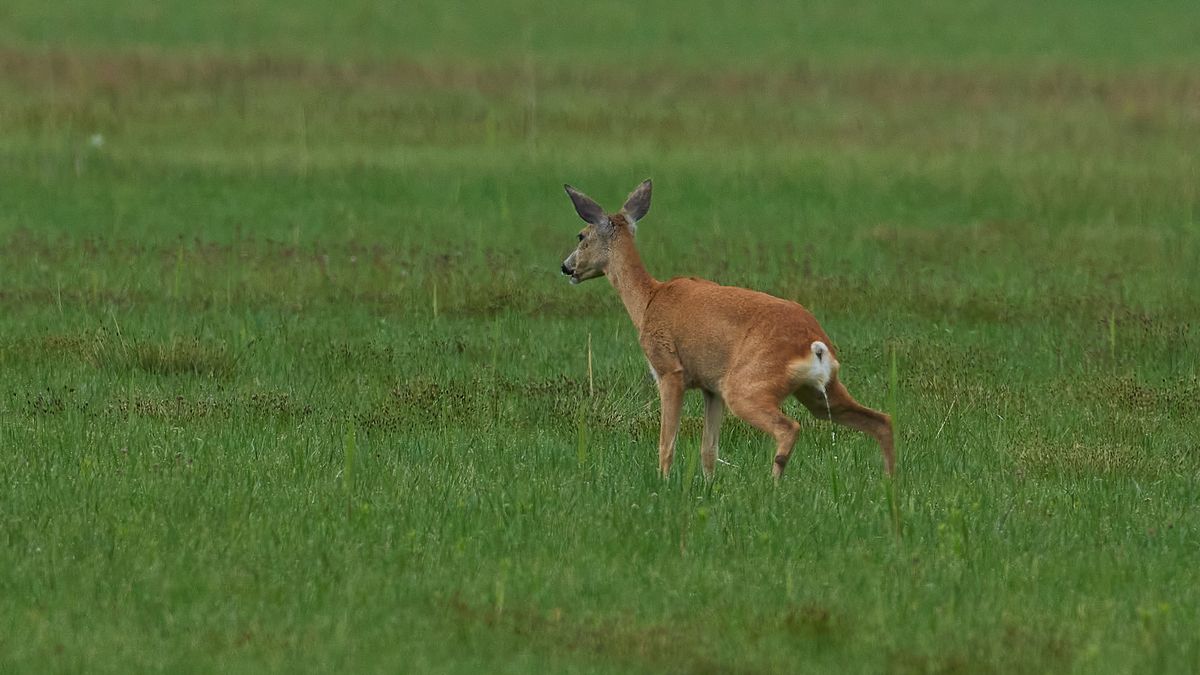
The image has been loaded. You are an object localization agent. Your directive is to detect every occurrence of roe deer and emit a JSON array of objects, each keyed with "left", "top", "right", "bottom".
[{"left": 560, "top": 179, "right": 895, "bottom": 479}]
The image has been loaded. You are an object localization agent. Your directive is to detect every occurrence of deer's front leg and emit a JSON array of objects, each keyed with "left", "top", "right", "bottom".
[{"left": 656, "top": 371, "right": 685, "bottom": 479}]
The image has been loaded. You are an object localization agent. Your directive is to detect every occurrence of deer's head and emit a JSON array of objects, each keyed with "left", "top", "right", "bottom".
[{"left": 560, "top": 180, "right": 652, "bottom": 285}]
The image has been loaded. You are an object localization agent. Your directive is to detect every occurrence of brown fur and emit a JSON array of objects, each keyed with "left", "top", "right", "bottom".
[{"left": 562, "top": 181, "right": 895, "bottom": 479}]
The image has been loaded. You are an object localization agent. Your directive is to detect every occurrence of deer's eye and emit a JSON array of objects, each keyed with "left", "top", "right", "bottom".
[{"left": 577, "top": 233, "right": 586, "bottom": 242}]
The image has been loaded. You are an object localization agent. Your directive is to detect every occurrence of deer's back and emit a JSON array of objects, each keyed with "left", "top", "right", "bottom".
[{"left": 639, "top": 277, "right": 831, "bottom": 392}]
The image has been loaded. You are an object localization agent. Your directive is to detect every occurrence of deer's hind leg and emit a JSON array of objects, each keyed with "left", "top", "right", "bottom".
[
  {"left": 797, "top": 379, "right": 894, "bottom": 475},
  {"left": 724, "top": 385, "right": 800, "bottom": 479}
]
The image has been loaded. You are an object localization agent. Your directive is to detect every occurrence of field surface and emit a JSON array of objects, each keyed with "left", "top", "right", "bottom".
[{"left": 2, "top": 1, "right": 1199, "bottom": 672}]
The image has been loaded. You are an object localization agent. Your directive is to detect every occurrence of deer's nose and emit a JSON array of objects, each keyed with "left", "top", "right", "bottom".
[{"left": 561, "top": 263, "right": 573, "bottom": 276}]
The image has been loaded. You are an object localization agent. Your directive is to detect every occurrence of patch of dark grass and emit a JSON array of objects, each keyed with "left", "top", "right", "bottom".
[
  {"left": 1065, "top": 374, "right": 1200, "bottom": 418},
  {"left": 888, "top": 623, "right": 1073, "bottom": 674},
  {"left": 0, "top": 329, "right": 239, "bottom": 379},
  {"left": 122, "top": 339, "right": 237, "bottom": 378},
  {"left": 19, "top": 387, "right": 70, "bottom": 416},
  {"left": 12, "top": 385, "right": 313, "bottom": 424},
  {"left": 106, "top": 390, "right": 314, "bottom": 422},
  {"left": 1008, "top": 437, "right": 1186, "bottom": 480},
  {"left": 4, "top": 48, "right": 1200, "bottom": 116},
  {"left": 445, "top": 595, "right": 761, "bottom": 675},
  {"left": 779, "top": 602, "right": 846, "bottom": 643}
]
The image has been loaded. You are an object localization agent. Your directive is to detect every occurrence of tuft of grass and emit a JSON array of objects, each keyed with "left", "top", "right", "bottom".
[
  {"left": 343, "top": 421, "right": 357, "bottom": 519},
  {"left": 128, "top": 339, "right": 237, "bottom": 378}
]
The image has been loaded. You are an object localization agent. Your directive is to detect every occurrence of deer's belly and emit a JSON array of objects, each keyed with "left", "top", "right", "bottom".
[{"left": 677, "top": 352, "right": 730, "bottom": 392}]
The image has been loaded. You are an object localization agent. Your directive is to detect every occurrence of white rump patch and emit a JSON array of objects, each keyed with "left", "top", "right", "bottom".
[
  {"left": 790, "top": 340, "right": 835, "bottom": 390},
  {"left": 809, "top": 341, "right": 832, "bottom": 388}
]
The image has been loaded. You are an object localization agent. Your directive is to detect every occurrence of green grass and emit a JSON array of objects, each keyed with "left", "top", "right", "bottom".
[{"left": 2, "top": 1, "right": 1200, "bottom": 672}]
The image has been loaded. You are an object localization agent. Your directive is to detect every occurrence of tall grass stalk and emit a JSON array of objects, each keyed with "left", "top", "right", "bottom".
[
  {"left": 343, "top": 423, "right": 357, "bottom": 520},
  {"left": 888, "top": 343, "right": 902, "bottom": 539},
  {"left": 586, "top": 332, "right": 594, "bottom": 398}
]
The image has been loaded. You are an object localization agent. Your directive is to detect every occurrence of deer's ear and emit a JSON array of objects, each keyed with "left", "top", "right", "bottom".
[
  {"left": 621, "top": 179, "right": 652, "bottom": 224},
  {"left": 564, "top": 185, "right": 609, "bottom": 227}
]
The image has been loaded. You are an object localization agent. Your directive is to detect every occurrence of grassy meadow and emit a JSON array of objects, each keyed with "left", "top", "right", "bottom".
[{"left": 2, "top": 1, "right": 1200, "bottom": 672}]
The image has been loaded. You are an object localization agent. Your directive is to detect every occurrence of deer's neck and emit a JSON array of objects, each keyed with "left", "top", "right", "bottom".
[{"left": 606, "top": 231, "right": 658, "bottom": 329}]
